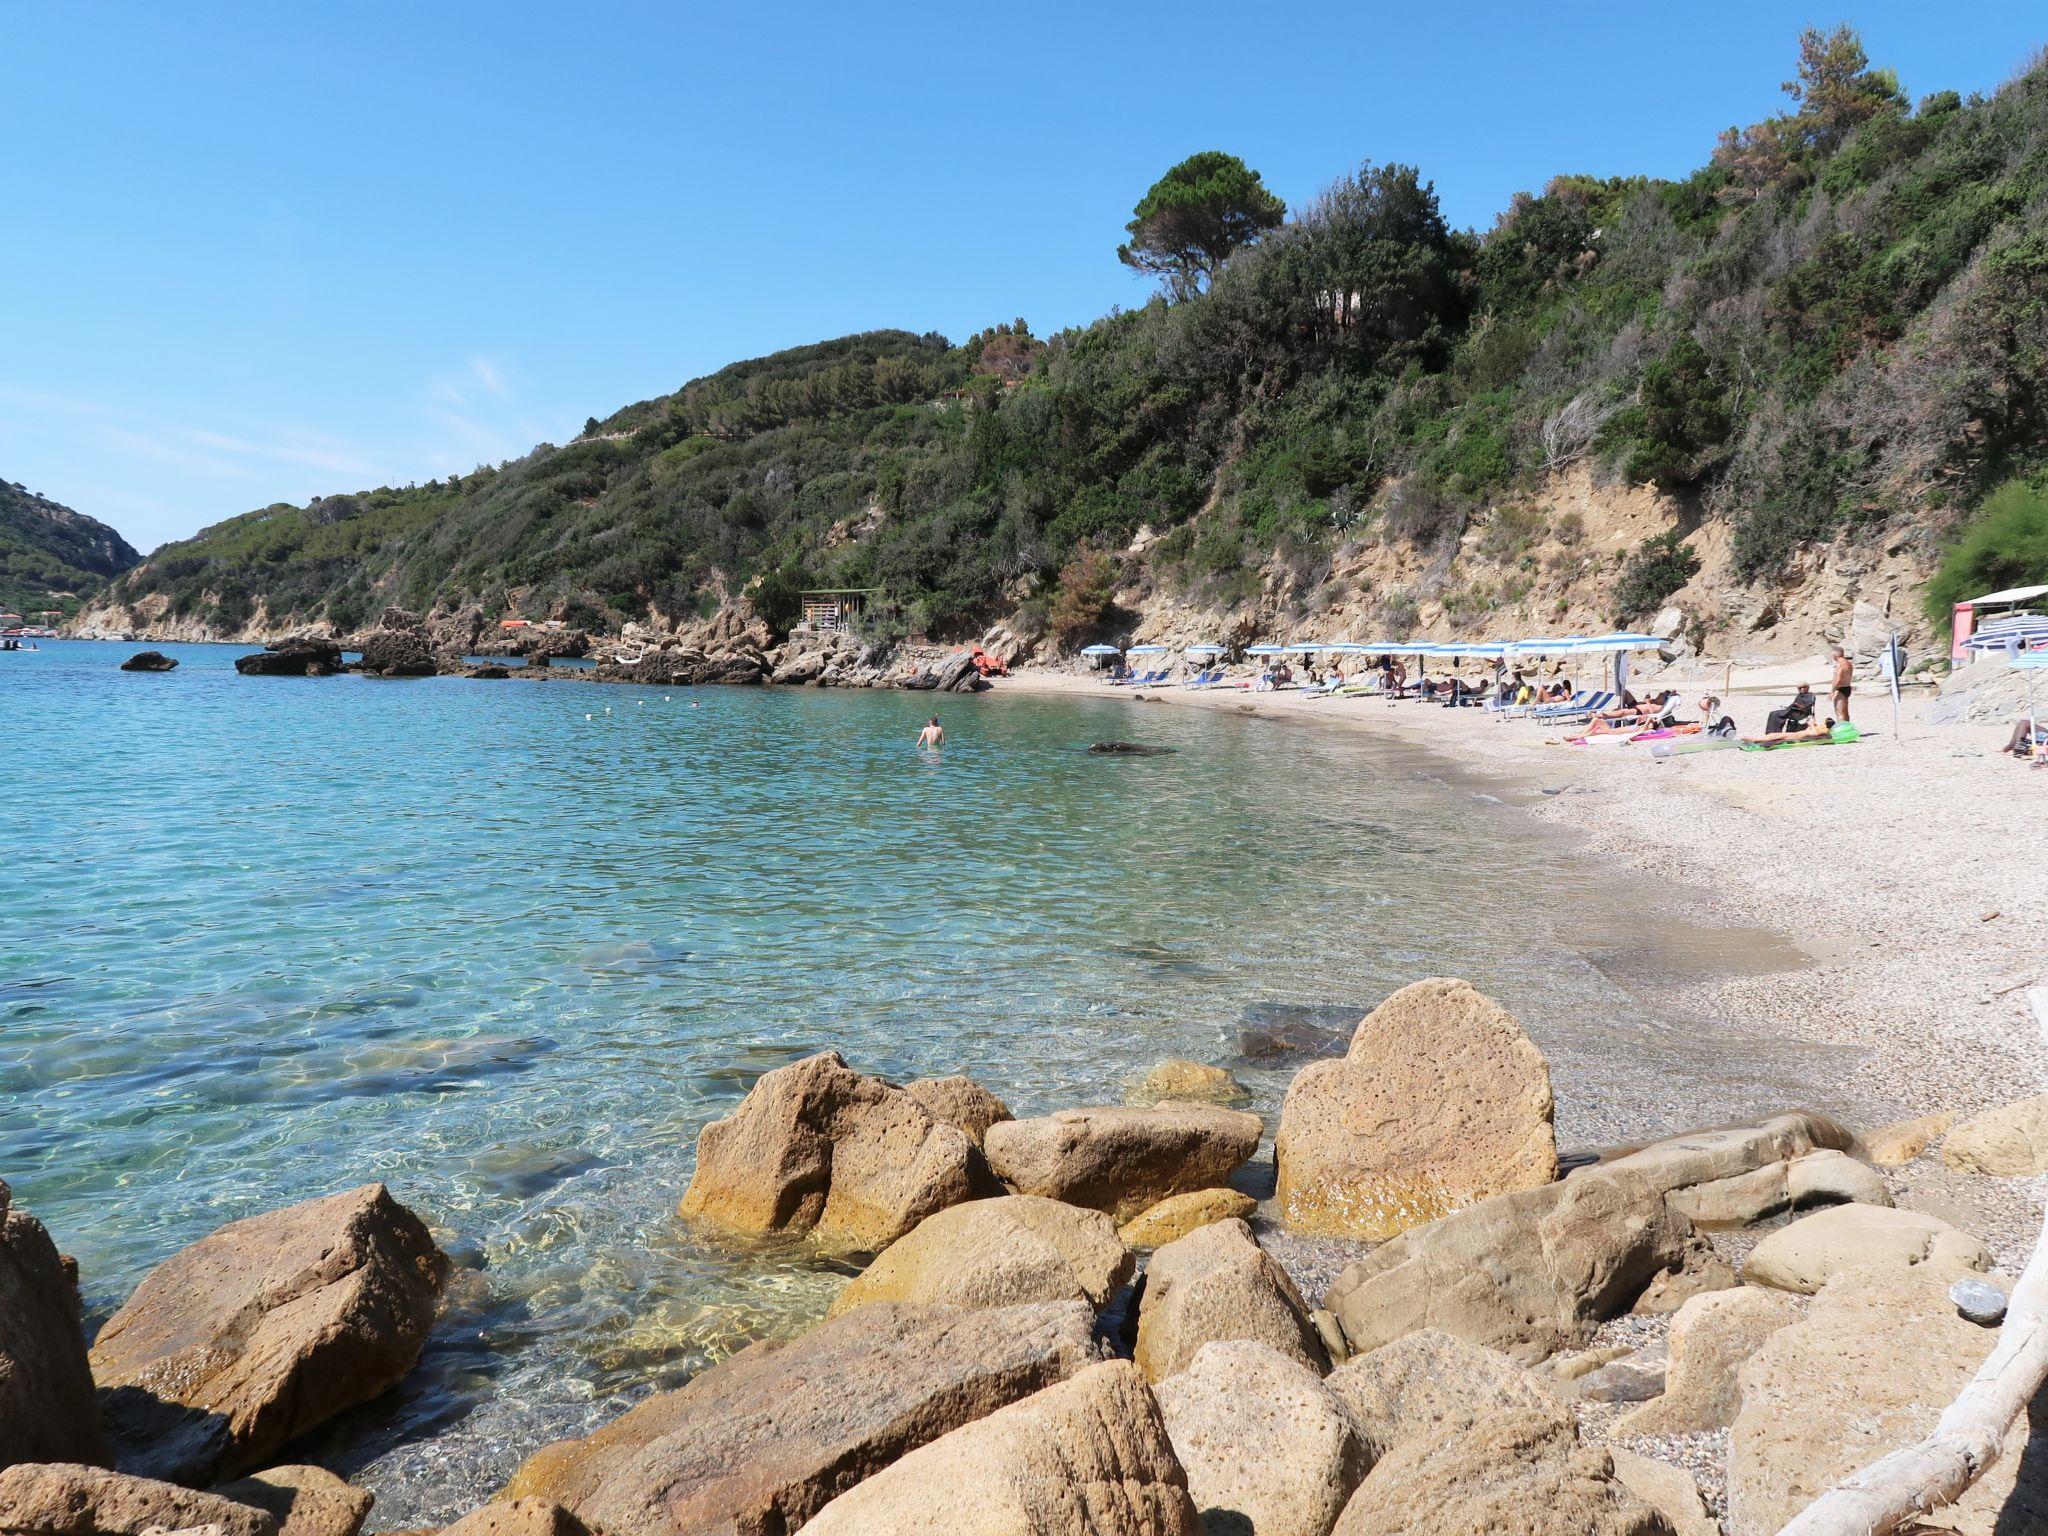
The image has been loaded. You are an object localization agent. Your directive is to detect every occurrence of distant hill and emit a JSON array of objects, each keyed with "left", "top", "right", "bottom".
[
  {"left": 84, "top": 32, "right": 2048, "bottom": 651},
  {"left": 0, "top": 480, "right": 140, "bottom": 617}
]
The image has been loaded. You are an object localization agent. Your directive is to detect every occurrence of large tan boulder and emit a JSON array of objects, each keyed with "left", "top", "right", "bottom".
[
  {"left": 0, "top": 1181, "right": 105, "bottom": 1469},
  {"left": 1119, "top": 1189, "right": 1257, "bottom": 1250},
  {"left": 1665, "top": 1148, "right": 1890, "bottom": 1227},
  {"left": 1742, "top": 1203, "right": 1990, "bottom": 1295},
  {"left": 504, "top": 1301, "right": 1103, "bottom": 1536},
  {"left": 1135, "top": 1218, "right": 1327, "bottom": 1383},
  {"left": 1941, "top": 1093, "right": 2048, "bottom": 1175},
  {"left": 1324, "top": 1162, "right": 1695, "bottom": 1363},
  {"left": 1610, "top": 1453, "right": 1716, "bottom": 1536},
  {"left": 210, "top": 1467, "right": 371, "bottom": 1536},
  {"left": 1130, "top": 1060, "right": 1249, "bottom": 1106},
  {"left": 1323, "top": 1330, "right": 1563, "bottom": 1461},
  {"left": 1329, "top": 1408, "right": 1668, "bottom": 1536},
  {"left": 677, "top": 1052, "right": 982, "bottom": 1250},
  {"left": 801, "top": 1360, "right": 1198, "bottom": 1536},
  {"left": 1729, "top": 1265, "right": 2048, "bottom": 1535},
  {"left": 902, "top": 1076, "right": 1013, "bottom": 1146},
  {"left": 0, "top": 1463, "right": 277, "bottom": 1536},
  {"left": 983, "top": 1105, "right": 1262, "bottom": 1223},
  {"left": 1155, "top": 1340, "right": 1368, "bottom": 1536},
  {"left": 1864, "top": 1109, "right": 1954, "bottom": 1167},
  {"left": 89, "top": 1184, "right": 446, "bottom": 1484},
  {"left": 439, "top": 1499, "right": 593, "bottom": 1536},
  {"left": 825, "top": 1196, "right": 1132, "bottom": 1319},
  {"left": 1275, "top": 979, "right": 1557, "bottom": 1239},
  {"left": 1614, "top": 1287, "right": 1799, "bottom": 1436}
]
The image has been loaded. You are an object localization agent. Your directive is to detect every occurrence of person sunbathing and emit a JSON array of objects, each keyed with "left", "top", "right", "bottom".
[
  {"left": 1743, "top": 717, "right": 1836, "bottom": 746},
  {"left": 2000, "top": 717, "right": 2045, "bottom": 756}
]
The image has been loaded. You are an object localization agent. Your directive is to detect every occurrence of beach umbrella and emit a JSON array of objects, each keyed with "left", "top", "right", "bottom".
[
  {"left": 1963, "top": 619, "right": 2048, "bottom": 654},
  {"left": 1186, "top": 643, "right": 1226, "bottom": 656},
  {"left": 1244, "top": 643, "right": 1286, "bottom": 656},
  {"left": 1127, "top": 644, "right": 1169, "bottom": 655},
  {"left": 1282, "top": 643, "right": 1325, "bottom": 654},
  {"left": 2011, "top": 651, "right": 2048, "bottom": 726},
  {"left": 1079, "top": 644, "right": 1121, "bottom": 656}
]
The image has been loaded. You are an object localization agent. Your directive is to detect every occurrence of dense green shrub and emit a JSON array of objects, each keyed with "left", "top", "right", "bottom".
[
  {"left": 1614, "top": 530, "right": 1701, "bottom": 617},
  {"left": 1924, "top": 478, "right": 2048, "bottom": 622}
]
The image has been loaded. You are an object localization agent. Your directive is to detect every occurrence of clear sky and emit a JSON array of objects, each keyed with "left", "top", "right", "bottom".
[{"left": 4, "top": 2, "right": 2043, "bottom": 553}]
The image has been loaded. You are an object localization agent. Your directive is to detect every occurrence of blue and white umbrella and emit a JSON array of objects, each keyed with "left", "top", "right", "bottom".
[
  {"left": 1245, "top": 643, "right": 1287, "bottom": 657},
  {"left": 1127, "top": 644, "right": 1169, "bottom": 655},
  {"left": 1964, "top": 619, "right": 2048, "bottom": 654},
  {"left": 1186, "top": 643, "right": 1226, "bottom": 656},
  {"left": 1079, "top": 644, "right": 1121, "bottom": 656},
  {"left": 1282, "top": 643, "right": 1325, "bottom": 654}
]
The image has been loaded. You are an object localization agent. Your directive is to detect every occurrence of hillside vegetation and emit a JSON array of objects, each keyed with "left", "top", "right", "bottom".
[
  {"left": 99, "top": 30, "right": 2048, "bottom": 644},
  {"left": 0, "top": 480, "right": 141, "bottom": 617}
]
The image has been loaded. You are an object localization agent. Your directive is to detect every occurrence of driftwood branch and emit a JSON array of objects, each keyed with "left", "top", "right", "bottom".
[{"left": 1775, "top": 984, "right": 2048, "bottom": 1536}]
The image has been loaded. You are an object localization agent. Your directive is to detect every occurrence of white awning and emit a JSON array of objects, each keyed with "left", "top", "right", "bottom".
[{"left": 1965, "top": 585, "right": 2048, "bottom": 606}]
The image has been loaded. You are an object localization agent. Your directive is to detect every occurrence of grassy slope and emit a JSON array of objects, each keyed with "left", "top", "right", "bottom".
[{"left": 102, "top": 49, "right": 2048, "bottom": 641}]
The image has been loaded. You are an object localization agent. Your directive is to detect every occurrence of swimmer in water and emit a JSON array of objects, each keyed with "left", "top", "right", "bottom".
[{"left": 916, "top": 715, "right": 944, "bottom": 749}]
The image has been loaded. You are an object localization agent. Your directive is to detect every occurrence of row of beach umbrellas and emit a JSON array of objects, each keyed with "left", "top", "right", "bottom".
[{"left": 1082, "top": 631, "right": 1669, "bottom": 660}]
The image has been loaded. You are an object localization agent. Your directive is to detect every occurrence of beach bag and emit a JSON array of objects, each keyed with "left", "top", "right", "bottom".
[{"left": 1706, "top": 717, "right": 1736, "bottom": 739}]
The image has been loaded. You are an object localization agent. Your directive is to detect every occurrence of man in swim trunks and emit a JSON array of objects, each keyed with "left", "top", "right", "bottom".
[
  {"left": 1830, "top": 646, "right": 1853, "bottom": 722},
  {"left": 916, "top": 716, "right": 944, "bottom": 748}
]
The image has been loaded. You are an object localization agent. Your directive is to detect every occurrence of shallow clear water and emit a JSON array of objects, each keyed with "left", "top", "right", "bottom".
[{"left": 0, "top": 640, "right": 1836, "bottom": 1521}]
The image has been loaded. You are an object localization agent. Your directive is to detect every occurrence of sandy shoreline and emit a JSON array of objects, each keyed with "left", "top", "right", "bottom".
[{"left": 995, "top": 660, "right": 2048, "bottom": 1269}]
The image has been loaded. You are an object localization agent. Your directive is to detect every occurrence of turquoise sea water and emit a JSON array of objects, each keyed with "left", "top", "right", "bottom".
[{"left": 1, "top": 640, "right": 1834, "bottom": 1520}]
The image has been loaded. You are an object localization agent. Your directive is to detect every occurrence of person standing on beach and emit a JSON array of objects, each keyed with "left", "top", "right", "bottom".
[
  {"left": 916, "top": 715, "right": 944, "bottom": 749},
  {"left": 1830, "top": 646, "right": 1853, "bottom": 722}
]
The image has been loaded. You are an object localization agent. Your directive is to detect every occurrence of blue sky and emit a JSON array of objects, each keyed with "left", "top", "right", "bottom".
[{"left": 4, "top": 2, "right": 2044, "bottom": 553}]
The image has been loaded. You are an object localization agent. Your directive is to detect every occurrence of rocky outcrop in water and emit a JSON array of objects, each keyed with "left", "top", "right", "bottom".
[
  {"left": 506, "top": 1300, "right": 1105, "bottom": 1536},
  {"left": 677, "top": 1051, "right": 983, "bottom": 1251},
  {"left": 0, "top": 1180, "right": 105, "bottom": 1470},
  {"left": 981, "top": 1105, "right": 1262, "bottom": 1223},
  {"left": 117, "top": 650, "right": 176, "bottom": 672},
  {"left": 902, "top": 1075, "right": 1012, "bottom": 1146},
  {"left": 1275, "top": 978, "right": 1558, "bottom": 1239},
  {"left": 353, "top": 612, "right": 441, "bottom": 677},
  {"left": 234, "top": 637, "right": 343, "bottom": 676},
  {"left": 89, "top": 1184, "right": 447, "bottom": 1484},
  {"left": 209, "top": 1465, "right": 372, "bottom": 1536}
]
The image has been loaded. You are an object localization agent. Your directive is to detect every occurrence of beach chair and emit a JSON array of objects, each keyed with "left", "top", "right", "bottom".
[{"left": 1530, "top": 690, "right": 1614, "bottom": 724}]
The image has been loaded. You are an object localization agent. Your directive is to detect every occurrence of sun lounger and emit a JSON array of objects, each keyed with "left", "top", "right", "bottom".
[{"left": 1530, "top": 690, "right": 1614, "bottom": 724}]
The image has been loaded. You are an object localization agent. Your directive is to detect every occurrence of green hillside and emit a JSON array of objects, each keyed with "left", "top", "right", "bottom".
[
  {"left": 103, "top": 30, "right": 2048, "bottom": 640},
  {"left": 0, "top": 480, "right": 141, "bottom": 617}
]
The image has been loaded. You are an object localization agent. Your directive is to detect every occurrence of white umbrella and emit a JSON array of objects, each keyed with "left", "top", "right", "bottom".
[
  {"left": 1079, "top": 644, "right": 1121, "bottom": 656},
  {"left": 1127, "top": 644, "right": 1169, "bottom": 655}
]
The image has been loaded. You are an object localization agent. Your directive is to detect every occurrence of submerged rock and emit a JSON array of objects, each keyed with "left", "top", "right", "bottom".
[
  {"left": 677, "top": 1051, "right": 982, "bottom": 1251},
  {"left": 0, "top": 1179, "right": 106, "bottom": 1468},
  {"left": 982, "top": 1104, "right": 1262, "bottom": 1223},
  {"left": 506, "top": 1300, "right": 1104, "bottom": 1536},
  {"left": 825, "top": 1196, "right": 1132, "bottom": 1319},
  {"left": 118, "top": 650, "right": 177, "bottom": 672},
  {"left": 1276, "top": 978, "right": 1558, "bottom": 1239},
  {"left": 1134, "top": 1218, "right": 1327, "bottom": 1383},
  {"left": 1129, "top": 1058, "right": 1247, "bottom": 1106},
  {"left": 800, "top": 1360, "right": 1198, "bottom": 1536},
  {"left": 1088, "top": 741, "right": 1177, "bottom": 755},
  {"left": 89, "top": 1183, "right": 447, "bottom": 1484}
]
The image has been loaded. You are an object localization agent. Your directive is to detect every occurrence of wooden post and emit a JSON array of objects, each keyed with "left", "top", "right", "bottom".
[{"left": 1774, "top": 986, "right": 2048, "bottom": 1536}]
